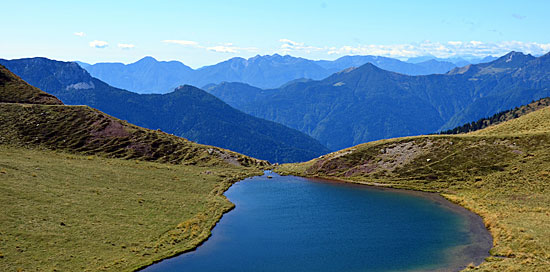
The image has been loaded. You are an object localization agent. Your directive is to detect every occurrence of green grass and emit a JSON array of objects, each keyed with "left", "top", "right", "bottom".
[
  {"left": 278, "top": 108, "right": 550, "bottom": 271},
  {"left": 471, "top": 106, "right": 550, "bottom": 136},
  {"left": 0, "top": 145, "right": 263, "bottom": 271}
]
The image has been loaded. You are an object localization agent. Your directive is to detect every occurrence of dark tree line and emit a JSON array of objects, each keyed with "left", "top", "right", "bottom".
[{"left": 440, "top": 97, "right": 550, "bottom": 135}]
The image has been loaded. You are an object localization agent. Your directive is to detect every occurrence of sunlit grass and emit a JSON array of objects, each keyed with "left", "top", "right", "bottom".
[{"left": 0, "top": 146, "right": 262, "bottom": 271}]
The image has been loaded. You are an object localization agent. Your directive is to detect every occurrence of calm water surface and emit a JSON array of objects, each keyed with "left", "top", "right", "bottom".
[{"left": 144, "top": 172, "right": 491, "bottom": 272}]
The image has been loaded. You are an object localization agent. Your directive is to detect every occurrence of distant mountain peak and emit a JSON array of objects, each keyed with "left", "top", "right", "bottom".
[
  {"left": 490, "top": 51, "right": 535, "bottom": 67},
  {"left": 498, "top": 51, "right": 532, "bottom": 59},
  {"left": 504, "top": 50, "right": 521, "bottom": 55},
  {"left": 248, "top": 53, "right": 297, "bottom": 63},
  {"left": 358, "top": 62, "right": 384, "bottom": 72},
  {"left": 136, "top": 56, "right": 158, "bottom": 63},
  {"left": 174, "top": 84, "right": 194, "bottom": 91},
  {"left": 224, "top": 57, "right": 246, "bottom": 63},
  {"left": 502, "top": 51, "right": 524, "bottom": 59}
]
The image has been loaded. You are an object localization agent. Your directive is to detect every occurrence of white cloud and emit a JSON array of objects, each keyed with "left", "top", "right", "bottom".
[
  {"left": 118, "top": 43, "right": 135, "bottom": 49},
  {"left": 468, "top": 41, "right": 483, "bottom": 46},
  {"left": 74, "top": 32, "right": 85, "bottom": 37},
  {"left": 163, "top": 39, "right": 257, "bottom": 54},
  {"left": 279, "top": 39, "right": 300, "bottom": 46},
  {"left": 162, "top": 40, "right": 200, "bottom": 47},
  {"left": 207, "top": 45, "right": 258, "bottom": 53},
  {"left": 89, "top": 40, "right": 108, "bottom": 48},
  {"left": 278, "top": 39, "right": 322, "bottom": 54},
  {"left": 320, "top": 40, "right": 550, "bottom": 58},
  {"left": 207, "top": 45, "right": 238, "bottom": 53}
]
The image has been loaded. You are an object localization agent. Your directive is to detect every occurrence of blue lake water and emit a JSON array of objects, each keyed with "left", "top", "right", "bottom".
[{"left": 144, "top": 172, "right": 491, "bottom": 272}]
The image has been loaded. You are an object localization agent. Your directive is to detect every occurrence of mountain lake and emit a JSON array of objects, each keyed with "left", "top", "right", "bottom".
[{"left": 143, "top": 171, "right": 492, "bottom": 272}]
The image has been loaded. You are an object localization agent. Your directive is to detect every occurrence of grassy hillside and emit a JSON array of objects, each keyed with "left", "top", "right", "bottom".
[
  {"left": 0, "top": 66, "right": 267, "bottom": 271},
  {"left": 0, "top": 64, "right": 62, "bottom": 105},
  {"left": 278, "top": 107, "right": 550, "bottom": 271},
  {"left": 0, "top": 146, "right": 264, "bottom": 271},
  {"left": 0, "top": 103, "right": 267, "bottom": 168},
  {"left": 470, "top": 106, "right": 550, "bottom": 136}
]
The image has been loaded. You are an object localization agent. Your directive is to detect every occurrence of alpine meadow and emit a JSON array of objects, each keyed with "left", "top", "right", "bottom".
[{"left": 1, "top": 1, "right": 549, "bottom": 271}]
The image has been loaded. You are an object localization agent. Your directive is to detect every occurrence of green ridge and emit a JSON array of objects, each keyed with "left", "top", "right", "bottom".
[
  {"left": 0, "top": 103, "right": 267, "bottom": 168},
  {"left": 0, "top": 64, "right": 62, "bottom": 105}
]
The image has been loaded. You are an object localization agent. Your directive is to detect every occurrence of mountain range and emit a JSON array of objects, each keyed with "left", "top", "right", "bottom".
[
  {"left": 76, "top": 54, "right": 493, "bottom": 94},
  {"left": 0, "top": 58, "right": 329, "bottom": 163},
  {"left": 3, "top": 51, "right": 547, "bottom": 156},
  {"left": 204, "top": 51, "right": 550, "bottom": 151},
  {"left": 406, "top": 55, "right": 498, "bottom": 67}
]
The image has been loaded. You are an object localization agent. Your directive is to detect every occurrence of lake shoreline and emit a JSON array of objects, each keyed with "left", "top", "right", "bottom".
[
  {"left": 140, "top": 171, "right": 493, "bottom": 272},
  {"left": 303, "top": 175, "right": 494, "bottom": 271},
  {"left": 304, "top": 175, "right": 493, "bottom": 271},
  {"left": 133, "top": 172, "right": 261, "bottom": 272}
]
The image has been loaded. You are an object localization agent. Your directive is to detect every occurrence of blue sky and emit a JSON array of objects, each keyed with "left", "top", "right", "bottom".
[{"left": 2, "top": 0, "right": 549, "bottom": 68}]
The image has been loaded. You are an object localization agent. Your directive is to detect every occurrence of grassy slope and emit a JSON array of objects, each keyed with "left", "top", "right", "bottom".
[
  {"left": 0, "top": 103, "right": 267, "bottom": 168},
  {"left": 0, "top": 67, "right": 268, "bottom": 271},
  {"left": 471, "top": 106, "right": 550, "bottom": 136},
  {"left": 0, "top": 105, "right": 267, "bottom": 271},
  {"left": 278, "top": 107, "right": 550, "bottom": 271},
  {"left": 0, "top": 64, "right": 62, "bottom": 105},
  {"left": 0, "top": 145, "right": 263, "bottom": 271}
]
